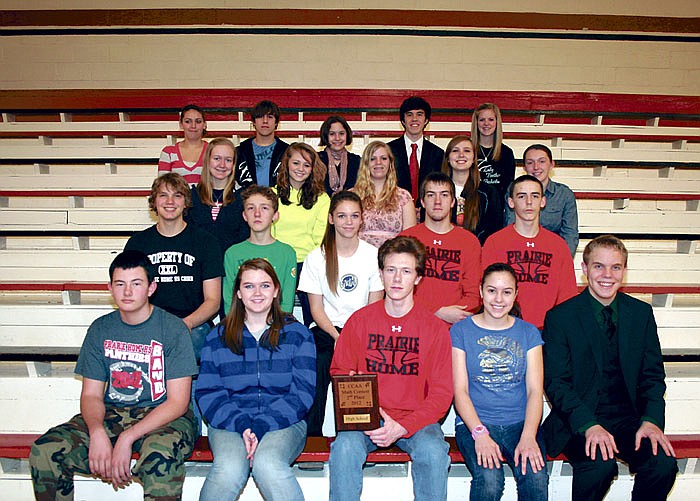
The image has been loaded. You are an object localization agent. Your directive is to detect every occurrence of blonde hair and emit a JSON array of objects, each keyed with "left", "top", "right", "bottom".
[
  {"left": 471, "top": 103, "right": 504, "bottom": 162},
  {"left": 197, "top": 137, "right": 237, "bottom": 206},
  {"left": 353, "top": 141, "right": 400, "bottom": 211}
]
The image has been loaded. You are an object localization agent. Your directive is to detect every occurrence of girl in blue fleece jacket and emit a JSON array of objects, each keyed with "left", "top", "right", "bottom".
[{"left": 196, "top": 258, "right": 316, "bottom": 501}]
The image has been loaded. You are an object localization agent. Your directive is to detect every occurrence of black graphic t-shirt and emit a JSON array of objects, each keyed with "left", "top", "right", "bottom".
[{"left": 125, "top": 224, "right": 224, "bottom": 318}]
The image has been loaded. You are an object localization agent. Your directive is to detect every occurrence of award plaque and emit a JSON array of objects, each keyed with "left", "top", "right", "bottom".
[{"left": 332, "top": 374, "right": 380, "bottom": 431}]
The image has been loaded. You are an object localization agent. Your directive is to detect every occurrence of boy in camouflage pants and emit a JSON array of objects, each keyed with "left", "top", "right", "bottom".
[{"left": 30, "top": 250, "right": 198, "bottom": 500}]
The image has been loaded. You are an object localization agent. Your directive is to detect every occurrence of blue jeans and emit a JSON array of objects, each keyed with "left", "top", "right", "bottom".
[
  {"left": 199, "top": 421, "right": 307, "bottom": 501},
  {"left": 329, "top": 423, "right": 450, "bottom": 501},
  {"left": 456, "top": 421, "right": 549, "bottom": 501}
]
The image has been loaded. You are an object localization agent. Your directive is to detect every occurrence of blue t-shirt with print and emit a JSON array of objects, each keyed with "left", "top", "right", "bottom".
[
  {"left": 450, "top": 315, "right": 543, "bottom": 426},
  {"left": 252, "top": 141, "right": 275, "bottom": 187}
]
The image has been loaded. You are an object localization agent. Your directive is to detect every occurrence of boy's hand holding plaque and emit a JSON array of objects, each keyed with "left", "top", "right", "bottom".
[{"left": 331, "top": 374, "right": 380, "bottom": 431}]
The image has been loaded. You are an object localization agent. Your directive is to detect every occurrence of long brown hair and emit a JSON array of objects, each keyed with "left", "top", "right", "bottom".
[
  {"left": 471, "top": 103, "right": 504, "bottom": 161},
  {"left": 441, "top": 135, "right": 481, "bottom": 232},
  {"left": 322, "top": 191, "right": 363, "bottom": 294},
  {"left": 222, "top": 258, "right": 287, "bottom": 354},
  {"left": 277, "top": 142, "right": 327, "bottom": 209},
  {"left": 353, "top": 141, "right": 400, "bottom": 211},
  {"left": 197, "top": 137, "right": 237, "bottom": 207}
]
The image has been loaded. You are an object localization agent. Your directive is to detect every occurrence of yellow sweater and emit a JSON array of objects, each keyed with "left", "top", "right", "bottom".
[{"left": 272, "top": 187, "right": 331, "bottom": 263}]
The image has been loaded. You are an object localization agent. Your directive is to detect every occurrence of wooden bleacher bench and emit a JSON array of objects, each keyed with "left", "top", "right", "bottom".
[{"left": 2, "top": 433, "right": 700, "bottom": 466}]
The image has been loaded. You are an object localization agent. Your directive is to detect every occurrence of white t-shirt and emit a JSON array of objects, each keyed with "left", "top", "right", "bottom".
[{"left": 298, "top": 239, "right": 383, "bottom": 328}]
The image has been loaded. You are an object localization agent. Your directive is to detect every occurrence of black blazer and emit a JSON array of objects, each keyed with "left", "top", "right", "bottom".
[
  {"left": 542, "top": 290, "right": 667, "bottom": 456},
  {"left": 388, "top": 137, "right": 444, "bottom": 206},
  {"left": 235, "top": 137, "right": 289, "bottom": 188},
  {"left": 318, "top": 150, "right": 361, "bottom": 196}
]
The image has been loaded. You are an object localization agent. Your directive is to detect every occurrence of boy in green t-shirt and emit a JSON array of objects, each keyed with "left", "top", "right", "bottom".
[{"left": 223, "top": 185, "right": 297, "bottom": 313}]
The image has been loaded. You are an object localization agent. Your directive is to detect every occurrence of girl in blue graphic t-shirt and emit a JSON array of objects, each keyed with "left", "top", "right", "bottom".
[{"left": 450, "top": 262, "right": 549, "bottom": 500}]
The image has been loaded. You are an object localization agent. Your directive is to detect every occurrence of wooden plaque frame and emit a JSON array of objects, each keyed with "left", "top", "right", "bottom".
[{"left": 331, "top": 374, "right": 380, "bottom": 432}]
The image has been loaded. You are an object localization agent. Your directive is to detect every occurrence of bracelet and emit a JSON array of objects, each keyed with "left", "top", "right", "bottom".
[{"left": 471, "top": 425, "right": 489, "bottom": 440}]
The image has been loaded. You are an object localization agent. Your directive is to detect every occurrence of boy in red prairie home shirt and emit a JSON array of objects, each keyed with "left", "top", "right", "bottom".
[
  {"left": 329, "top": 236, "right": 452, "bottom": 501},
  {"left": 401, "top": 172, "right": 481, "bottom": 324},
  {"left": 482, "top": 174, "right": 577, "bottom": 329}
]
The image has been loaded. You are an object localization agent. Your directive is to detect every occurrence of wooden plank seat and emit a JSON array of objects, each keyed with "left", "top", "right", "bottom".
[{"left": 2, "top": 434, "right": 699, "bottom": 465}]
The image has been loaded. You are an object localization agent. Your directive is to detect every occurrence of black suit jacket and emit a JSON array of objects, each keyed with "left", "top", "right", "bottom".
[
  {"left": 235, "top": 137, "right": 289, "bottom": 188},
  {"left": 388, "top": 137, "right": 444, "bottom": 206},
  {"left": 542, "top": 290, "right": 667, "bottom": 456}
]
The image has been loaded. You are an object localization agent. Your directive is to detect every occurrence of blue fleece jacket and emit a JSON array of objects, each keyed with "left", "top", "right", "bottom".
[{"left": 196, "top": 319, "right": 316, "bottom": 439}]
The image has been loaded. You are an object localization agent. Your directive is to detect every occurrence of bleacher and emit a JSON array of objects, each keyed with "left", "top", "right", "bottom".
[{"left": 1, "top": 89, "right": 699, "bottom": 500}]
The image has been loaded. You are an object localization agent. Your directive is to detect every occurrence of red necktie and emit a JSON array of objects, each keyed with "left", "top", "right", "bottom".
[{"left": 409, "top": 143, "right": 419, "bottom": 200}]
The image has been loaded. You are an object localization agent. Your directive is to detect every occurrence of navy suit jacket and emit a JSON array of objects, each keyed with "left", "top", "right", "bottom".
[
  {"left": 542, "top": 290, "right": 667, "bottom": 456},
  {"left": 388, "top": 137, "right": 444, "bottom": 206}
]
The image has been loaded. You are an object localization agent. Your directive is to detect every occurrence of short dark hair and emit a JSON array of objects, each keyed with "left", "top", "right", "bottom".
[
  {"left": 378, "top": 236, "right": 427, "bottom": 276},
  {"left": 583, "top": 234, "right": 628, "bottom": 267},
  {"left": 109, "top": 250, "right": 155, "bottom": 284},
  {"left": 179, "top": 104, "right": 206, "bottom": 123},
  {"left": 420, "top": 171, "right": 455, "bottom": 202},
  {"left": 319, "top": 115, "right": 353, "bottom": 147},
  {"left": 399, "top": 96, "right": 432, "bottom": 126},
  {"left": 508, "top": 174, "right": 543, "bottom": 199},
  {"left": 250, "top": 100, "right": 281, "bottom": 123},
  {"left": 240, "top": 184, "right": 279, "bottom": 212},
  {"left": 523, "top": 143, "right": 553, "bottom": 163}
]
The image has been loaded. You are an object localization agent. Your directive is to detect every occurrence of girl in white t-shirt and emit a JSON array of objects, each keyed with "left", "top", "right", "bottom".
[{"left": 298, "top": 190, "right": 384, "bottom": 436}]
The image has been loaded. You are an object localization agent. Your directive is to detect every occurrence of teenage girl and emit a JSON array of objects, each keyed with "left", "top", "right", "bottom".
[
  {"left": 298, "top": 190, "right": 384, "bottom": 436},
  {"left": 273, "top": 142, "right": 331, "bottom": 325},
  {"left": 197, "top": 258, "right": 316, "bottom": 501},
  {"left": 471, "top": 103, "right": 516, "bottom": 201},
  {"left": 185, "top": 137, "right": 249, "bottom": 252},
  {"left": 158, "top": 104, "right": 208, "bottom": 184},
  {"left": 441, "top": 135, "right": 503, "bottom": 244},
  {"left": 451, "top": 263, "right": 549, "bottom": 500}
]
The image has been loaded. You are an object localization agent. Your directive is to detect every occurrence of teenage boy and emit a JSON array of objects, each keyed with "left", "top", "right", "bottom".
[
  {"left": 30, "top": 250, "right": 197, "bottom": 500},
  {"left": 505, "top": 144, "right": 579, "bottom": 256},
  {"left": 401, "top": 172, "right": 481, "bottom": 324},
  {"left": 125, "top": 172, "right": 223, "bottom": 359},
  {"left": 388, "top": 96, "right": 445, "bottom": 206},
  {"left": 543, "top": 235, "right": 678, "bottom": 500},
  {"left": 235, "top": 100, "right": 290, "bottom": 188},
  {"left": 329, "top": 236, "right": 452, "bottom": 501},
  {"left": 482, "top": 174, "right": 577, "bottom": 330},
  {"left": 222, "top": 184, "right": 297, "bottom": 313}
]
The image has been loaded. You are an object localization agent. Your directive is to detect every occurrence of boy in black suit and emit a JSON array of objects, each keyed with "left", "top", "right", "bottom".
[
  {"left": 388, "top": 96, "right": 444, "bottom": 207},
  {"left": 542, "top": 235, "right": 677, "bottom": 500}
]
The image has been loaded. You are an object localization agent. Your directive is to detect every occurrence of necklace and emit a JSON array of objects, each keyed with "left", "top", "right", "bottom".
[{"left": 479, "top": 145, "right": 492, "bottom": 160}]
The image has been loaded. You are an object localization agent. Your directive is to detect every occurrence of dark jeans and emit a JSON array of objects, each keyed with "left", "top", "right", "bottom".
[
  {"left": 563, "top": 415, "right": 678, "bottom": 501},
  {"left": 306, "top": 325, "right": 339, "bottom": 436}
]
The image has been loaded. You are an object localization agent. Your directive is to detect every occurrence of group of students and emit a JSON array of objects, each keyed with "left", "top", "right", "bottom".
[{"left": 27, "top": 98, "right": 678, "bottom": 501}]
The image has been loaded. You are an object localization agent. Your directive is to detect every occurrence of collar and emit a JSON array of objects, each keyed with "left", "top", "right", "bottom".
[{"left": 586, "top": 287, "right": 619, "bottom": 328}]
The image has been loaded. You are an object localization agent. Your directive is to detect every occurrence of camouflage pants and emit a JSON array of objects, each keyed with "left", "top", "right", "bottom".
[{"left": 29, "top": 406, "right": 197, "bottom": 501}]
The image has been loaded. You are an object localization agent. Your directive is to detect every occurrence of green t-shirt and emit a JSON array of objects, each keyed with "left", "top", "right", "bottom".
[{"left": 223, "top": 239, "right": 298, "bottom": 313}]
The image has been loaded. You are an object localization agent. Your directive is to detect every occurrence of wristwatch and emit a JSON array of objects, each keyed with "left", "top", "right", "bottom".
[{"left": 471, "top": 425, "right": 489, "bottom": 440}]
